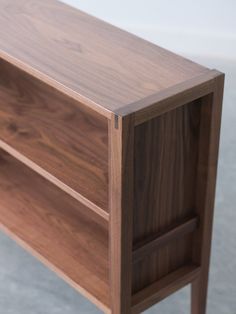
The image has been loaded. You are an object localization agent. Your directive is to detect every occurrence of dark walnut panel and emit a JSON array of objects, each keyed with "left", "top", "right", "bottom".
[
  {"left": 0, "top": 59, "right": 108, "bottom": 211},
  {"left": 132, "top": 99, "right": 201, "bottom": 293}
]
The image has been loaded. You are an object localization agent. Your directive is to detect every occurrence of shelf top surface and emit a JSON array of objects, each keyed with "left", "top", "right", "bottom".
[{"left": 0, "top": 0, "right": 209, "bottom": 116}]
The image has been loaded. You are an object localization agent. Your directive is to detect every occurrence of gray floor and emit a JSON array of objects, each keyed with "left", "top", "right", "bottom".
[{"left": 0, "top": 57, "right": 235, "bottom": 314}]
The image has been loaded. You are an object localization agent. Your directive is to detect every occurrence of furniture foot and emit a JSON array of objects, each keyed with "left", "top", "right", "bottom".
[{"left": 191, "top": 276, "right": 209, "bottom": 314}]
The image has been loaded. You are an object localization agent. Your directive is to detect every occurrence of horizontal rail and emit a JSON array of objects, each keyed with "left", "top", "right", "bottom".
[
  {"left": 132, "top": 264, "right": 201, "bottom": 313},
  {"left": 116, "top": 70, "right": 222, "bottom": 125},
  {"left": 133, "top": 216, "right": 199, "bottom": 263}
]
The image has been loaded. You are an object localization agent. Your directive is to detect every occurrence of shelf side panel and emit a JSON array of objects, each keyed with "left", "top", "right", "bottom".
[{"left": 132, "top": 98, "right": 202, "bottom": 293}]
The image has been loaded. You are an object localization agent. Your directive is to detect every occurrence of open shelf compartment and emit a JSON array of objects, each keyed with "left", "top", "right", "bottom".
[{"left": 0, "top": 149, "right": 110, "bottom": 313}]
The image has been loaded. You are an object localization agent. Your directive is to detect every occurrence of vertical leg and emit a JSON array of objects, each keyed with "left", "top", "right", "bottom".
[
  {"left": 191, "top": 73, "right": 224, "bottom": 314},
  {"left": 109, "top": 113, "right": 134, "bottom": 314}
]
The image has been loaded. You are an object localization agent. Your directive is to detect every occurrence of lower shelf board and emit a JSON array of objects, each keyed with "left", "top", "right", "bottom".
[{"left": 0, "top": 149, "right": 110, "bottom": 313}]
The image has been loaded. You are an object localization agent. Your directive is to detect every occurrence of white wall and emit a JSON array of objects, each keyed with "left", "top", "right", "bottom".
[{"left": 62, "top": 0, "right": 236, "bottom": 61}]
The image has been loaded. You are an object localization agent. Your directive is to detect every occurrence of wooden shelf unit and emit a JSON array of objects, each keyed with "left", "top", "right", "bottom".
[{"left": 0, "top": 1, "right": 224, "bottom": 313}]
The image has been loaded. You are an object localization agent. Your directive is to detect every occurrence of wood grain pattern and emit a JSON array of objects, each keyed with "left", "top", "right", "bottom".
[
  {"left": 0, "top": 149, "right": 110, "bottom": 313},
  {"left": 133, "top": 216, "right": 199, "bottom": 264},
  {"left": 109, "top": 114, "right": 134, "bottom": 314},
  {"left": 116, "top": 70, "right": 219, "bottom": 124},
  {"left": 191, "top": 74, "right": 224, "bottom": 314},
  {"left": 132, "top": 99, "right": 201, "bottom": 293},
  {"left": 0, "top": 0, "right": 209, "bottom": 116},
  {"left": 0, "top": 1, "right": 224, "bottom": 312},
  {"left": 0, "top": 58, "right": 109, "bottom": 212},
  {"left": 132, "top": 265, "right": 200, "bottom": 314}
]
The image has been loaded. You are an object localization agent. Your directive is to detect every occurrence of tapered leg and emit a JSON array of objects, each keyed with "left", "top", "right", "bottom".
[
  {"left": 191, "top": 275, "right": 209, "bottom": 314},
  {"left": 191, "top": 74, "right": 224, "bottom": 314}
]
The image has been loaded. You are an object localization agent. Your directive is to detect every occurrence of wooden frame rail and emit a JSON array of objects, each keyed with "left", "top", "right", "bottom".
[
  {"left": 132, "top": 265, "right": 201, "bottom": 313},
  {"left": 133, "top": 216, "right": 199, "bottom": 263}
]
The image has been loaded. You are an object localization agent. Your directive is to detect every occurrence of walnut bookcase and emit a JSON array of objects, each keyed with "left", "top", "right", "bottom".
[{"left": 0, "top": 1, "right": 224, "bottom": 313}]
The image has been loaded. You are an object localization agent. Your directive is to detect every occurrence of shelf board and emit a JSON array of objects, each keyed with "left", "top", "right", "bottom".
[
  {"left": 0, "top": 149, "right": 110, "bottom": 313},
  {"left": 0, "top": 139, "right": 109, "bottom": 221}
]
